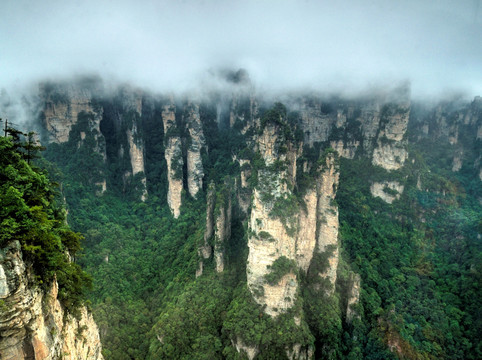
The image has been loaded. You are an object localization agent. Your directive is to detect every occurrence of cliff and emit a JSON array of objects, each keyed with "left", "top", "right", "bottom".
[
  {"left": 0, "top": 241, "right": 103, "bottom": 360},
  {"left": 246, "top": 109, "right": 341, "bottom": 319},
  {"left": 297, "top": 89, "right": 410, "bottom": 171},
  {"left": 162, "top": 99, "right": 183, "bottom": 218},
  {"left": 184, "top": 102, "right": 205, "bottom": 199},
  {"left": 40, "top": 80, "right": 104, "bottom": 149},
  {"left": 196, "top": 181, "right": 232, "bottom": 276}
]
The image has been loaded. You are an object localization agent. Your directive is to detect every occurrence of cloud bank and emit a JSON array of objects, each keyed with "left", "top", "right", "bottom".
[{"left": 0, "top": 0, "right": 481, "bottom": 98}]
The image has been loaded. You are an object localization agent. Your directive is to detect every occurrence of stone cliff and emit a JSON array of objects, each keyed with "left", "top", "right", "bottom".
[
  {"left": 184, "top": 102, "right": 205, "bottom": 199},
  {"left": 0, "top": 241, "right": 103, "bottom": 360},
  {"left": 246, "top": 116, "right": 341, "bottom": 318},
  {"left": 162, "top": 100, "right": 183, "bottom": 218},
  {"left": 411, "top": 96, "right": 482, "bottom": 181},
  {"left": 296, "top": 90, "right": 410, "bottom": 171},
  {"left": 40, "top": 81, "right": 104, "bottom": 149},
  {"left": 196, "top": 181, "right": 232, "bottom": 276}
]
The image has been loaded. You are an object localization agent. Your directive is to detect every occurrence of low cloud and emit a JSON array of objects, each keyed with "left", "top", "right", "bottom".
[{"left": 0, "top": 0, "right": 481, "bottom": 99}]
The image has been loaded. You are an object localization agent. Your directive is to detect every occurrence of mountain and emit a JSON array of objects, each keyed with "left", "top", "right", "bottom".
[{"left": 6, "top": 74, "right": 479, "bottom": 359}]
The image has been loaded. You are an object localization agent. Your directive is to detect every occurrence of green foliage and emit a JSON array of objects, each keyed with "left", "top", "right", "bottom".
[
  {"left": 223, "top": 284, "right": 314, "bottom": 358},
  {"left": 0, "top": 134, "right": 91, "bottom": 313},
  {"left": 336, "top": 149, "right": 481, "bottom": 359},
  {"left": 264, "top": 256, "right": 297, "bottom": 285}
]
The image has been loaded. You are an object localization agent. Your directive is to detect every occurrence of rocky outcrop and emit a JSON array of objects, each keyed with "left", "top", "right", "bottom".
[
  {"left": 229, "top": 94, "right": 258, "bottom": 132},
  {"left": 370, "top": 181, "right": 404, "bottom": 204},
  {"left": 412, "top": 96, "right": 481, "bottom": 178},
  {"left": 246, "top": 122, "right": 300, "bottom": 316},
  {"left": 40, "top": 82, "right": 103, "bottom": 148},
  {"left": 214, "top": 184, "right": 232, "bottom": 273},
  {"left": 371, "top": 103, "right": 410, "bottom": 171},
  {"left": 297, "top": 92, "right": 410, "bottom": 171},
  {"left": 127, "top": 122, "right": 147, "bottom": 201},
  {"left": 0, "top": 241, "right": 103, "bottom": 360},
  {"left": 346, "top": 273, "right": 361, "bottom": 323},
  {"left": 196, "top": 183, "right": 215, "bottom": 277},
  {"left": 162, "top": 100, "right": 183, "bottom": 218},
  {"left": 286, "top": 343, "right": 313, "bottom": 360},
  {"left": 196, "top": 181, "right": 232, "bottom": 275},
  {"left": 237, "top": 159, "right": 252, "bottom": 214},
  {"left": 315, "top": 154, "right": 340, "bottom": 292},
  {"left": 184, "top": 102, "right": 205, "bottom": 199},
  {"left": 231, "top": 338, "right": 258, "bottom": 360},
  {"left": 299, "top": 98, "right": 336, "bottom": 145},
  {"left": 246, "top": 114, "right": 342, "bottom": 314}
]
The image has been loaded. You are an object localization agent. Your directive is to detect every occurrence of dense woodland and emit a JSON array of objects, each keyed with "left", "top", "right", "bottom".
[{"left": 1, "top": 94, "right": 480, "bottom": 360}]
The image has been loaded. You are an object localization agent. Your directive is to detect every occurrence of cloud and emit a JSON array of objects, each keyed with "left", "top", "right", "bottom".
[{"left": 0, "top": 0, "right": 481, "bottom": 98}]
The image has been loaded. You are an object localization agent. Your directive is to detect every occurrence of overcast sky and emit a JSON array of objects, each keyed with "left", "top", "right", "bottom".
[{"left": 0, "top": 0, "right": 481, "bottom": 98}]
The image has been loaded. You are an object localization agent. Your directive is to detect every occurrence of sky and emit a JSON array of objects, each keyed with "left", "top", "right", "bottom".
[{"left": 0, "top": 0, "right": 481, "bottom": 99}]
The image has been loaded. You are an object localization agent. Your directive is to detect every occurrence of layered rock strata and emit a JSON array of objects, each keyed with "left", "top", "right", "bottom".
[{"left": 0, "top": 241, "right": 103, "bottom": 360}]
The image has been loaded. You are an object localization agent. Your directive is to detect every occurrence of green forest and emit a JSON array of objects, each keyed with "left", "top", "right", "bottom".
[{"left": 1, "top": 95, "right": 480, "bottom": 360}]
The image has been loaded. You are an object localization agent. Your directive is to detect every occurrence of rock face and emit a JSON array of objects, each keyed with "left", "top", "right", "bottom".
[
  {"left": 196, "top": 181, "right": 232, "bottom": 276},
  {"left": 40, "top": 81, "right": 103, "bottom": 148},
  {"left": 371, "top": 103, "right": 410, "bottom": 170},
  {"left": 315, "top": 154, "right": 340, "bottom": 291},
  {"left": 214, "top": 184, "right": 232, "bottom": 273},
  {"left": 370, "top": 181, "right": 405, "bottom": 204},
  {"left": 231, "top": 338, "right": 258, "bottom": 360},
  {"left": 246, "top": 119, "right": 340, "bottom": 316},
  {"left": 246, "top": 122, "right": 300, "bottom": 317},
  {"left": 0, "top": 241, "right": 103, "bottom": 360},
  {"left": 127, "top": 122, "right": 147, "bottom": 201},
  {"left": 196, "top": 183, "right": 215, "bottom": 277},
  {"left": 184, "top": 102, "right": 205, "bottom": 199},
  {"left": 297, "top": 91, "right": 410, "bottom": 171},
  {"left": 162, "top": 101, "right": 183, "bottom": 218},
  {"left": 115, "top": 88, "right": 147, "bottom": 200},
  {"left": 346, "top": 273, "right": 361, "bottom": 323},
  {"left": 412, "top": 96, "right": 481, "bottom": 179}
]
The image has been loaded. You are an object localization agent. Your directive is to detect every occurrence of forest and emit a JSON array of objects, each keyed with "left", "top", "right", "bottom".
[{"left": 1, "top": 92, "right": 480, "bottom": 360}]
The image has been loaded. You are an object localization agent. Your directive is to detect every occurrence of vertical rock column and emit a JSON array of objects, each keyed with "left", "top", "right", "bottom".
[
  {"left": 184, "top": 102, "right": 205, "bottom": 198},
  {"left": 196, "top": 181, "right": 232, "bottom": 276},
  {"left": 162, "top": 100, "right": 183, "bottom": 218},
  {"left": 371, "top": 102, "right": 410, "bottom": 170},
  {"left": 315, "top": 153, "right": 340, "bottom": 293},
  {"left": 214, "top": 183, "right": 232, "bottom": 273},
  {"left": 127, "top": 120, "right": 147, "bottom": 201},
  {"left": 196, "top": 182, "right": 215, "bottom": 277},
  {"left": 246, "top": 123, "right": 305, "bottom": 317}
]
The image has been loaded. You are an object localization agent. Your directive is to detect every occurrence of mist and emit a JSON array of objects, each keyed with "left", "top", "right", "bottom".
[{"left": 1, "top": 0, "right": 481, "bottom": 99}]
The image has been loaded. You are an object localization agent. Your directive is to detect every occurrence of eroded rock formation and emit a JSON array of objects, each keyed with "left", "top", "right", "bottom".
[
  {"left": 162, "top": 100, "right": 183, "bottom": 218},
  {"left": 246, "top": 118, "right": 341, "bottom": 317},
  {"left": 370, "top": 181, "right": 405, "bottom": 204},
  {"left": 184, "top": 102, "right": 205, "bottom": 199},
  {"left": 0, "top": 241, "right": 103, "bottom": 360}
]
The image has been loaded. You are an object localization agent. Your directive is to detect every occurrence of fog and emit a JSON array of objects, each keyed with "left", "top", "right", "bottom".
[{"left": 0, "top": 0, "right": 481, "bottom": 99}]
